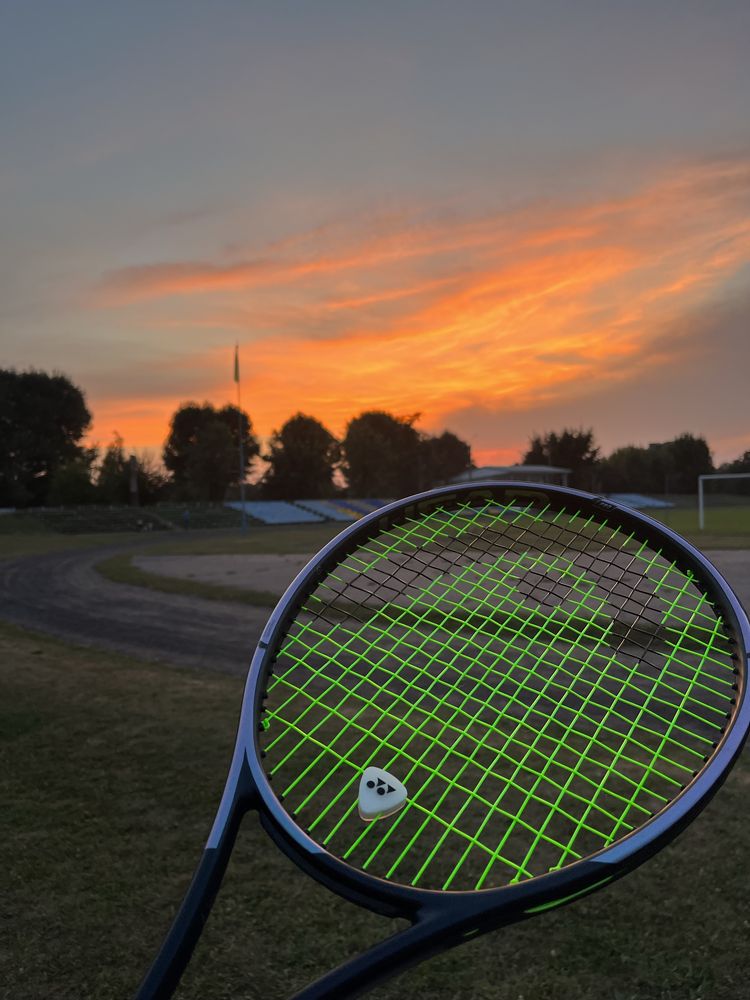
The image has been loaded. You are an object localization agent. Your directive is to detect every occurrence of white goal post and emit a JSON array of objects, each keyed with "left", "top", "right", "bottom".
[{"left": 698, "top": 472, "right": 750, "bottom": 530}]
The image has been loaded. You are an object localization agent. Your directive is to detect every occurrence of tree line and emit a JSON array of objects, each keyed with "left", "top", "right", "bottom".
[
  {"left": 2, "top": 368, "right": 747, "bottom": 508},
  {"left": 522, "top": 428, "right": 742, "bottom": 494},
  {"left": 0, "top": 369, "right": 472, "bottom": 506}
]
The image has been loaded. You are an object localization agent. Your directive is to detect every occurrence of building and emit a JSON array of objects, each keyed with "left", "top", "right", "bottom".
[{"left": 450, "top": 464, "right": 571, "bottom": 486}]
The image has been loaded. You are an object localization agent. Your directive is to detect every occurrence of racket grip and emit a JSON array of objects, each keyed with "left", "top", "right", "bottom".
[
  {"left": 290, "top": 914, "right": 459, "bottom": 1000},
  {"left": 134, "top": 757, "right": 254, "bottom": 999}
]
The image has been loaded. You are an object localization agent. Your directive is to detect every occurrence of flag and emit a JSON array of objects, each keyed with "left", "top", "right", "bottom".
[{"left": 233, "top": 343, "right": 240, "bottom": 383}]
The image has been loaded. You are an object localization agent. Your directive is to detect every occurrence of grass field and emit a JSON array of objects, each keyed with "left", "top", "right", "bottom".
[
  {"left": 3, "top": 622, "right": 749, "bottom": 1000},
  {"left": 651, "top": 502, "right": 750, "bottom": 548},
  {"left": 0, "top": 531, "right": 147, "bottom": 560}
]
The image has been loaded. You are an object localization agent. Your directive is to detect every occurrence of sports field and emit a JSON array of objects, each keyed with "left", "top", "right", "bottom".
[
  {"left": 2, "top": 520, "right": 749, "bottom": 998},
  {"left": 650, "top": 500, "right": 750, "bottom": 545}
]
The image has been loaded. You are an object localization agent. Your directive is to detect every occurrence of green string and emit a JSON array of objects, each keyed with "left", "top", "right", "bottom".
[{"left": 260, "top": 497, "right": 737, "bottom": 891}]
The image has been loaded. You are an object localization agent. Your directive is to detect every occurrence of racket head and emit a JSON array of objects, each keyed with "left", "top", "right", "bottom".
[{"left": 228, "top": 483, "right": 750, "bottom": 923}]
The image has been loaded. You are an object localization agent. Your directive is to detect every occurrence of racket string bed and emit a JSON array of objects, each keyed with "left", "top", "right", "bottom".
[{"left": 259, "top": 498, "right": 738, "bottom": 891}]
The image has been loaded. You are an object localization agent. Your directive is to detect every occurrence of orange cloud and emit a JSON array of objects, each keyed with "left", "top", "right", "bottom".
[{"left": 86, "top": 155, "right": 750, "bottom": 464}]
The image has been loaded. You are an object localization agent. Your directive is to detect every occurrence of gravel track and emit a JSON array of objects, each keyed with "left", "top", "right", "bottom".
[{"left": 0, "top": 541, "right": 269, "bottom": 674}]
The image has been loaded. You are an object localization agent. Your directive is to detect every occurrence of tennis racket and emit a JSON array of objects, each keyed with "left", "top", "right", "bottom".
[{"left": 136, "top": 482, "right": 750, "bottom": 999}]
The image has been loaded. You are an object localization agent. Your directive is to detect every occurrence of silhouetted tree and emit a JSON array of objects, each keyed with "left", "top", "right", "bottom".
[
  {"left": 600, "top": 433, "right": 713, "bottom": 494},
  {"left": 135, "top": 451, "right": 170, "bottom": 504},
  {"left": 0, "top": 368, "right": 92, "bottom": 506},
  {"left": 419, "top": 431, "right": 473, "bottom": 486},
  {"left": 261, "top": 413, "right": 340, "bottom": 499},
  {"left": 163, "top": 402, "right": 259, "bottom": 500},
  {"left": 523, "top": 428, "right": 600, "bottom": 489},
  {"left": 97, "top": 433, "right": 129, "bottom": 504},
  {"left": 661, "top": 433, "right": 713, "bottom": 492},
  {"left": 721, "top": 450, "right": 750, "bottom": 474},
  {"left": 97, "top": 434, "right": 167, "bottom": 504},
  {"left": 718, "top": 449, "right": 750, "bottom": 496},
  {"left": 47, "top": 457, "right": 97, "bottom": 506},
  {"left": 342, "top": 411, "right": 422, "bottom": 497},
  {"left": 599, "top": 446, "right": 660, "bottom": 493},
  {"left": 183, "top": 419, "right": 237, "bottom": 501}
]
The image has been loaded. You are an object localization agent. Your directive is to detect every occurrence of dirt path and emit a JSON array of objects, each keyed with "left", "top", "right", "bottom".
[
  {"left": 132, "top": 552, "right": 311, "bottom": 595},
  {"left": 0, "top": 542, "right": 269, "bottom": 674}
]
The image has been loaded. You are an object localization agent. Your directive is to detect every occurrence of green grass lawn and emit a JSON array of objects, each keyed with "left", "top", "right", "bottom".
[
  {"left": 0, "top": 531, "right": 146, "bottom": 559},
  {"left": 651, "top": 503, "right": 750, "bottom": 548},
  {"left": 2, "top": 622, "right": 749, "bottom": 1000}
]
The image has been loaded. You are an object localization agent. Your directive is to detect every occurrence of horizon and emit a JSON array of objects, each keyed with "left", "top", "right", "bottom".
[{"left": 2, "top": 3, "right": 749, "bottom": 467}]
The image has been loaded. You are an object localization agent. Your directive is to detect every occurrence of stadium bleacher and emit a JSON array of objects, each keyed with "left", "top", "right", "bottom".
[
  {"left": 225, "top": 501, "right": 325, "bottom": 525},
  {"left": 231, "top": 498, "right": 391, "bottom": 525},
  {"left": 295, "top": 500, "right": 356, "bottom": 522},
  {"left": 341, "top": 499, "right": 389, "bottom": 514}
]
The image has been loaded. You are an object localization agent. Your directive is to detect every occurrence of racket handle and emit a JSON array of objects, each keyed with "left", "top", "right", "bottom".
[
  {"left": 135, "top": 844, "right": 232, "bottom": 999},
  {"left": 290, "top": 913, "right": 462, "bottom": 1000},
  {"left": 135, "top": 757, "right": 255, "bottom": 999}
]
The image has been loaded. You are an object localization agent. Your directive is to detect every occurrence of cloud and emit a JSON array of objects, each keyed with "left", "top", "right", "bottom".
[
  {"left": 439, "top": 287, "right": 750, "bottom": 467},
  {"left": 84, "top": 154, "right": 750, "bottom": 462},
  {"left": 534, "top": 352, "right": 589, "bottom": 366}
]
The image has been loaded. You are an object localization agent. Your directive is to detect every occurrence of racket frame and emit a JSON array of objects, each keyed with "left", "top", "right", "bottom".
[{"left": 138, "top": 482, "right": 750, "bottom": 1000}]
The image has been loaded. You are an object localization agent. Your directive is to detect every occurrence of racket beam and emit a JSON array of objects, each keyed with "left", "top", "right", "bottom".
[
  {"left": 290, "top": 916, "right": 450, "bottom": 1000},
  {"left": 135, "top": 754, "right": 257, "bottom": 1000}
]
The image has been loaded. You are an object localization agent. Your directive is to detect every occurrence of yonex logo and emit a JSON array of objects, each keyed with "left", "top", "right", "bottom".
[
  {"left": 358, "top": 766, "right": 408, "bottom": 821},
  {"left": 368, "top": 776, "right": 395, "bottom": 795}
]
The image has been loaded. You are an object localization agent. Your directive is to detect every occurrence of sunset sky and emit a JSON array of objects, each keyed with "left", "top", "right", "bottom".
[{"left": 2, "top": 2, "right": 749, "bottom": 469}]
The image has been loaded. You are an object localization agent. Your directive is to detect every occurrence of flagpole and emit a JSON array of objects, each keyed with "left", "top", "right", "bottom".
[{"left": 234, "top": 343, "right": 247, "bottom": 532}]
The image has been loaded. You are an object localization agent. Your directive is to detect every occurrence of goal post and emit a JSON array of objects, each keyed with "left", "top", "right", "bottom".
[{"left": 698, "top": 473, "right": 750, "bottom": 530}]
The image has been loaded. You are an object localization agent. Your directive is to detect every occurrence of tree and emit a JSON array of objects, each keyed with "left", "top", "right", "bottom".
[
  {"left": 599, "top": 445, "right": 660, "bottom": 493},
  {"left": 718, "top": 449, "right": 750, "bottom": 496},
  {"left": 419, "top": 431, "right": 473, "bottom": 486},
  {"left": 97, "top": 433, "right": 129, "bottom": 504},
  {"left": 261, "top": 413, "right": 340, "bottom": 499},
  {"left": 660, "top": 433, "right": 713, "bottom": 493},
  {"left": 342, "top": 411, "right": 422, "bottom": 497},
  {"left": 96, "top": 434, "right": 167, "bottom": 504},
  {"left": 0, "top": 368, "right": 92, "bottom": 506},
  {"left": 135, "top": 451, "right": 170, "bottom": 504},
  {"left": 522, "top": 428, "right": 600, "bottom": 489},
  {"left": 600, "top": 433, "right": 713, "bottom": 494},
  {"left": 163, "top": 402, "right": 259, "bottom": 500},
  {"left": 721, "top": 450, "right": 750, "bottom": 474},
  {"left": 47, "top": 456, "right": 97, "bottom": 506},
  {"left": 184, "top": 419, "right": 237, "bottom": 501}
]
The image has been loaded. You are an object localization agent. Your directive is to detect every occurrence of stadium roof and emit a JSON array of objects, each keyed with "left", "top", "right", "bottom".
[{"left": 450, "top": 464, "right": 571, "bottom": 483}]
